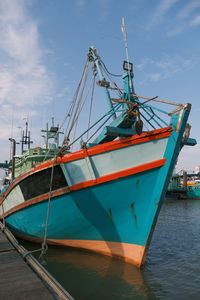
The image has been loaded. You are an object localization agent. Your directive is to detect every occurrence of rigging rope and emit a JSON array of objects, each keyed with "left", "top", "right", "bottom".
[
  {"left": 71, "top": 71, "right": 94, "bottom": 149},
  {"left": 84, "top": 108, "right": 118, "bottom": 144},
  {"left": 87, "top": 72, "right": 96, "bottom": 141},
  {"left": 60, "top": 56, "right": 92, "bottom": 134},
  {"left": 99, "top": 59, "right": 122, "bottom": 77},
  {"left": 64, "top": 59, "right": 91, "bottom": 145},
  {"left": 100, "top": 58, "right": 122, "bottom": 97},
  {"left": 42, "top": 57, "right": 90, "bottom": 161}
]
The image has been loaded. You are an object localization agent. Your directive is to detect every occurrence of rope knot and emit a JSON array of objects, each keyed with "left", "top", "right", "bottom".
[{"left": 41, "top": 241, "right": 48, "bottom": 255}]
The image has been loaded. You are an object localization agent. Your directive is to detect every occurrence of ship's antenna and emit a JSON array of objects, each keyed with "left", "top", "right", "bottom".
[
  {"left": 121, "top": 17, "right": 133, "bottom": 93},
  {"left": 21, "top": 117, "right": 33, "bottom": 152}
]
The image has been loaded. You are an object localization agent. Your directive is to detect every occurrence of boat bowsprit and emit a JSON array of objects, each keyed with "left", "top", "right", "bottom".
[{"left": 0, "top": 46, "right": 192, "bottom": 267}]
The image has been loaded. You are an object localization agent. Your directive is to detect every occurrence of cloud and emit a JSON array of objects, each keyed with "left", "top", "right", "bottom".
[
  {"left": 74, "top": 0, "right": 86, "bottom": 15},
  {"left": 148, "top": 0, "right": 179, "bottom": 28},
  {"left": 57, "top": 86, "right": 71, "bottom": 98},
  {"left": 136, "top": 58, "right": 153, "bottom": 71},
  {"left": 145, "top": 0, "right": 200, "bottom": 36},
  {"left": 147, "top": 73, "right": 161, "bottom": 82},
  {"left": 0, "top": 0, "right": 52, "bottom": 106},
  {"left": 177, "top": 1, "right": 200, "bottom": 19},
  {"left": 0, "top": 0, "right": 53, "bottom": 155},
  {"left": 136, "top": 55, "right": 199, "bottom": 83},
  {"left": 167, "top": 26, "right": 185, "bottom": 37},
  {"left": 75, "top": 0, "right": 86, "bottom": 8},
  {"left": 167, "top": 1, "right": 200, "bottom": 35},
  {"left": 190, "top": 15, "right": 200, "bottom": 27}
]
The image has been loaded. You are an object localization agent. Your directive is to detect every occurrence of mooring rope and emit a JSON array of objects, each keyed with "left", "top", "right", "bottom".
[
  {"left": 1, "top": 200, "right": 5, "bottom": 230},
  {"left": 39, "top": 157, "right": 56, "bottom": 260}
]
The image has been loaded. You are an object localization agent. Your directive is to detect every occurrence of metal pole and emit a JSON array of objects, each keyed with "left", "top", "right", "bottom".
[{"left": 121, "top": 17, "right": 133, "bottom": 93}]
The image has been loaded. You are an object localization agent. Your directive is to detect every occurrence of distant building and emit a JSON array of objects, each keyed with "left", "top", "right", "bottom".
[{"left": 195, "top": 165, "right": 200, "bottom": 174}]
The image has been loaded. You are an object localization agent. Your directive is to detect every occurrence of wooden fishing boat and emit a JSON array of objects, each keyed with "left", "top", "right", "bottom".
[{"left": 0, "top": 46, "right": 192, "bottom": 267}]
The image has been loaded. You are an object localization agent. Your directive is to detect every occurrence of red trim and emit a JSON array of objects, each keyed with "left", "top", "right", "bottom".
[
  {"left": 1, "top": 158, "right": 166, "bottom": 218},
  {"left": 2, "top": 187, "right": 70, "bottom": 217},
  {"left": 60, "top": 127, "right": 172, "bottom": 163},
  {"left": 1, "top": 126, "right": 171, "bottom": 201},
  {"left": 70, "top": 158, "right": 166, "bottom": 191}
]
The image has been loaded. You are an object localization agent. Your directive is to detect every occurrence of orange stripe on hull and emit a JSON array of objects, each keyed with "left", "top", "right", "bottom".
[
  {"left": 0, "top": 126, "right": 172, "bottom": 201},
  {"left": 1, "top": 158, "right": 166, "bottom": 218},
  {"left": 48, "top": 239, "right": 146, "bottom": 267},
  {"left": 60, "top": 126, "right": 172, "bottom": 163},
  {"left": 70, "top": 158, "right": 166, "bottom": 192}
]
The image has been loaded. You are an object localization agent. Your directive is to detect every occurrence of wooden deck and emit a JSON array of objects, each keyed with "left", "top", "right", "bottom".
[{"left": 0, "top": 224, "right": 74, "bottom": 300}]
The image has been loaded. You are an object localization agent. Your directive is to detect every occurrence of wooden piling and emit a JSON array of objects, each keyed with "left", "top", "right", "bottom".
[{"left": 182, "top": 171, "right": 187, "bottom": 191}]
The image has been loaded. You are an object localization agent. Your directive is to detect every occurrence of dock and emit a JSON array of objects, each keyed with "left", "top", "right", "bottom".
[{"left": 0, "top": 221, "right": 75, "bottom": 300}]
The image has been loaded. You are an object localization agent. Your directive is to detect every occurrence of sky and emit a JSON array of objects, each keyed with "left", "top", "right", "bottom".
[{"left": 0, "top": 0, "right": 200, "bottom": 175}]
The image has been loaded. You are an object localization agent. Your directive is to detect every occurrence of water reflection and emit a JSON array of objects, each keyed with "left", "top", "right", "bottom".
[
  {"left": 45, "top": 247, "right": 158, "bottom": 300},
  {"left": 21, "top": 239, "right": 158, "bottom": 300},
  {"left": 20, "top": 199, "right": 200, "bottom": 300}
]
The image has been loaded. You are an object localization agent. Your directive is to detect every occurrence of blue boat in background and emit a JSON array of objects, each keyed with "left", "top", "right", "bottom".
[
  {"left": 167, "top": 170, "right": 199, "bottom": 200},
  {"left": 187, "top": 184, "right": 200, "bottom": 199},
  {"left": 0, "top": 45, "right": 192, "bottom": 267}
]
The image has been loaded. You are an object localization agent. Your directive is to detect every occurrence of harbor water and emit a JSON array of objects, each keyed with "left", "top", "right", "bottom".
[{"left": 21, "top": 198, "right": 200, "bottom": 300}]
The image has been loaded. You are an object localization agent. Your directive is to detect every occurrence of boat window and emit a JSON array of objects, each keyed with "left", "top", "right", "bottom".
[{"left": 19, "top": 165, "right": 68, "bottom": 201}]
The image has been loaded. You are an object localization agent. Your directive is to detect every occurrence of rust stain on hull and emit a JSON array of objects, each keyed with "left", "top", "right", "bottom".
[{"left": 130, "top": 202, "right": 138, "bottom": 228}]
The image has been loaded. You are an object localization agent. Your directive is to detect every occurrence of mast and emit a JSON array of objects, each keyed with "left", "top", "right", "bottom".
[
  {"left": 41, "top": 117, "right": 63, "bottom": 149},
  {"left": 121, "top": 17, "right": 133, "bottom": 93},
  {"left": 21, "top": 121, "right": 33, "bottom": 153},
  {"left": 87, "top": 45, "right": 138, "bottom": 145},
  {"left": 89, "top": 46, "right": 117, "bottom": 120}
]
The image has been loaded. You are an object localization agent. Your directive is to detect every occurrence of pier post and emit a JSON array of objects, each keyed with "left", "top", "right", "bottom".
[{"left": 182, "top": 171, "right": 187, "bottom": 191}]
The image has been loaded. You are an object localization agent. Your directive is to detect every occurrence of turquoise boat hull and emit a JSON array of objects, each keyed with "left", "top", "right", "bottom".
[
  {"left": 0, "top": 104, "right": 192, "bottom": 266},
  {"left": 187, "top": 184, "right": 200, "bottom": 199},
  {"left": 5, "top": 167, "right": 162, "bottom": 265}
]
